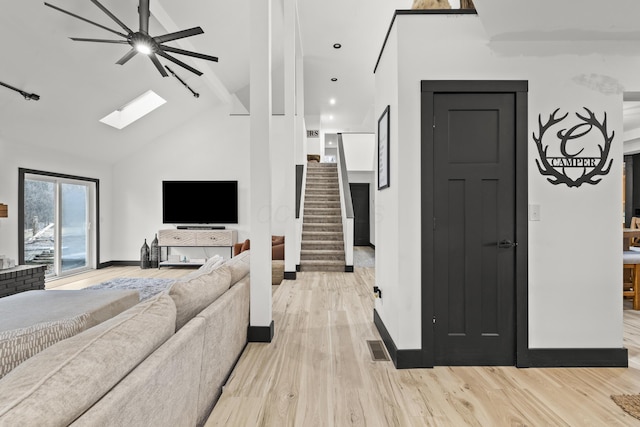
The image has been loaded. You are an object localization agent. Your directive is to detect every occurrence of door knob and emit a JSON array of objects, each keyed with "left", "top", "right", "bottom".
[{"left": 498, "top": 240, "right": 518, "bottom": 249}]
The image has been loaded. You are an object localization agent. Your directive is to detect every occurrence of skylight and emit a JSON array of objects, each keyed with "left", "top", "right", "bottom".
[{"left": 99, "top": 90, "right": 166, "bottom": 130}]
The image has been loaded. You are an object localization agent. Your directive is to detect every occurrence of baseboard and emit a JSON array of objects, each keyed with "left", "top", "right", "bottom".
[
  {"left": 296, "top": 264, "right": 301, "bottom": 272},
  {"left": 369, "top": 243, "right": 375, "bottom": 249},
  {"left": 373, "top": 309, "right": 423, "bottom": 369},
  {"left": 98, "top": 261, "right": 114, "bottom": 269},
  {"left": 248, "top": 321, "right": 274, "bottom": 343},
  {"left": 523, "top": 348, "right": 628, "bottom": 368},
  {"left": 345, "top": 265, "right": 354, "bottom": 273},
  {"left": 105, "top": 261, "right": 139, "bottom": 267},
  {"left": 284, "top": 271, "right": 296, "bottom": 280}
]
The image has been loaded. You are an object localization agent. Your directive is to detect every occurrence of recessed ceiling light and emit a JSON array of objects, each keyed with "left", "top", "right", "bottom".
[
  {"left": 331, "top": 77, "right": 338, "bottom": 82},
  {"left": 329, "top": 98, "right": 336, "bottom": 105},
  {"left": 99, "top": 90, "right": 166, "bottom": 130},
  {"left": 329, "top": 115, "right": 334, "bottom": 120},
  {"left": 333, "top": 43, "right": 342, "bottom": 49}
]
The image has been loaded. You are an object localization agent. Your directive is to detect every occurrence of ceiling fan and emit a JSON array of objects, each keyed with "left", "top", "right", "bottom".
[{"left": 44, "top": 0, "right": 218, "bottom": 77}]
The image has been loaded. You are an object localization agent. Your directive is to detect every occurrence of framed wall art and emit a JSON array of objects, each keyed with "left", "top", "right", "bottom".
[{"left": 377, "top": 105, "right": 390, "bottom": 190}]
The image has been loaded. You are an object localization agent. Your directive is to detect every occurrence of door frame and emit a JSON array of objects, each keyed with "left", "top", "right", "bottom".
[
  {"left": 350, "top": 182, "right": 371, "bottom": 246},
  {"left": 421, "top": 80, "right": 529, "bottom": 367},
  {"left": 18, "top": 168, "right": 100, "bottom": 278}
]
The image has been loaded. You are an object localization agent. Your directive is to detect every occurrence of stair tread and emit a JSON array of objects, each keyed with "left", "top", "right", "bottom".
[{"left": 300, "top": 259, "right": 344, "bottom": 265}]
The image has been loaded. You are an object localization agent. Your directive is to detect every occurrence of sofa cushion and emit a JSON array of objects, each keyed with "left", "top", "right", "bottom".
[
  {"left": 0, "top": 289, "right": 139, "bottom": 333},
  {"left": 71, "top": 317, "right": 206, "bottom": 427},
  {"left": 169, "top": 265, "right": 232, "bottom": 330},
  {"left": 0, "top": 313, "right": 89, "bottom": 379},
  {"left": 0, "top": 294, "right": 176, "bottom": 427},
  {"left": 226, "top": 250, "right": 250, "bottom": 284}
]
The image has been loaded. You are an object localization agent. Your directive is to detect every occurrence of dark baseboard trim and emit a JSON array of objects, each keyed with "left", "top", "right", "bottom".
[
  {"left": 369, "top": 243, "right": 375, "bottom": 249},
  {"left": 248, "top": 321, "right": 274, "bottom": 343},
  {"left": 107, "top": 261, "right": 140, "bottom": 267},
  {"left": 374, "top": 309, "right": 423, "bottom": 369},
  {"left": 97, "top": 261, "right": 114, "bottom": 269},
  {"left": 345, "top": 265, "right": 354, "bottom": 273},
  {"left": 523, "top": 348, "right": 628, "bottom": 368},
  {"left": 296, "top": 264, "right": 301, "bottom": 272},
  {"left": 284, "top": 271, "right": 296, "bottom": 280}
]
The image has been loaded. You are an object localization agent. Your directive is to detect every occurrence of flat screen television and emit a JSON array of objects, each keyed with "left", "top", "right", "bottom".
[{"left": 162, "top": 180, "right": 238, "bottom": 224}]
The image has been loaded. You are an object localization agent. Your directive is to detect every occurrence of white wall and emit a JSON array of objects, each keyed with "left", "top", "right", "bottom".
[
  {"left": 342, "top": 133, "right": 376, "bottom": 171},
  {"left": 0, "top": 137, "right": 113, "bottom": 264},
  {"left": 111, "top": 104, "right": 250, "bottom": 261},
  {"left": 307, "top": 132, "right": 321, "bottom": 156},
  {"left": 375, "top": 14, "right": 632, "bottom": 350},
  {"left": 110, "top": 107, "right": 300, "bottom": 262}
]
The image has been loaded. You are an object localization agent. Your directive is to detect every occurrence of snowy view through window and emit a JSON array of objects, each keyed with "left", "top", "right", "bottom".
[{"left": 24, "top": 179, "right": 88, "bottom": 277}]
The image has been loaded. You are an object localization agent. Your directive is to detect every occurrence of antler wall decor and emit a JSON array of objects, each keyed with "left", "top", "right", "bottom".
[{"left": 533, "top": 107, "right": 614, "bottom": 188}]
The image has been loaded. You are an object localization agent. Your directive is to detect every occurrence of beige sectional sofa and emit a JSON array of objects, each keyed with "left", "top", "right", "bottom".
[{"left": 0, "top": 250, "right": 251, "bottom": 427}]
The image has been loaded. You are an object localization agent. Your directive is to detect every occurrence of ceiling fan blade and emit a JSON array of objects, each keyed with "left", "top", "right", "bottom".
[
  {"left": 156, "top": 51, "right": 203, "bottom": 76},
  {"left": 139, "top": 0, "right": 150, "bottom": 34},
  {"left": 70, "top": 37, "right": 129, "bottom": 44},
  {"left": 44, "top": 2, "right": 128, "bottom": 38},
  {"left": 149, "top": 53, "right": 169, "bottom": 77},
  {"left": 89, "top": 0, "right": 134, "bottom": 34},
  {"left": 154, "top": 27, "right": 204, "bottom": 44},
  {"left": 116, "top": 48, "right": 138, "bottom": 65},
  {"left": 160, "top": 46, "right": 218, "bottom": 62}
]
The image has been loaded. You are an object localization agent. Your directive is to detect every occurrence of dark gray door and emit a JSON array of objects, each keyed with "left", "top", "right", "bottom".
[
  {"left": 350, "top": 183, "right": 370, "bottom": 246},
  {"left": 433, "top": 92, "right": 516, "bottom": 365}
]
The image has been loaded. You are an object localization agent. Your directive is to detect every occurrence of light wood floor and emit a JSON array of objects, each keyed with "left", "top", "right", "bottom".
[{"left": 49, "top": 266, "right": 640, "bottom": 426}]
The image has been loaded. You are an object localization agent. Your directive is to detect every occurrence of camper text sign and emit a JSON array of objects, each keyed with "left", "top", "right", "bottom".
[{"left": 533, "top": 108, "right": 613, "bottom": 188}]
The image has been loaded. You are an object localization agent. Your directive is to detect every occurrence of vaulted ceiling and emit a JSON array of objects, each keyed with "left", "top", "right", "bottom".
[
  {"left": 3, "top": 0, "right": 640, "bottom": 164},
  {"left": 0, "top": 0, "right": 412, "bottom": 164}
]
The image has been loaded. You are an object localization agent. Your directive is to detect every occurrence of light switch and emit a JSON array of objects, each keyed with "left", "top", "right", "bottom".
[{"left": 529, "top": 204, "right": 541, "bottom": 221}]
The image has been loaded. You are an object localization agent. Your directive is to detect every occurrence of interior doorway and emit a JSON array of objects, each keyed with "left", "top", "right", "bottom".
[{"left": 350, "top": 183, "right": 370, "bottom": 246}]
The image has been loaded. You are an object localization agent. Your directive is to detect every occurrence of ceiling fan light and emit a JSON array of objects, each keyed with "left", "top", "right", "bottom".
[{"left": 135, "top": 42, "right": 152, "bottom": 55}]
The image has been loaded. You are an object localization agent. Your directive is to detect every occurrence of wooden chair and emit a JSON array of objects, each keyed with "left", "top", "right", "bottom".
[
  {"left": 631, "top": 217, "right": 640, "bottom": 247},
  {"left": 623, "top": 264, "right": 640, "bottom": 310}
]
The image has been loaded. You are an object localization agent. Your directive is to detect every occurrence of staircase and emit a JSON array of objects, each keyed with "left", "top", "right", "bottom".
[{"left": 300, "top": 162, "right": 345, "bottom": 272}]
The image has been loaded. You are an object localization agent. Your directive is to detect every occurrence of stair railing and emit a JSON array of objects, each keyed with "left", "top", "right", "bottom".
[{"left": 336, "top": 133, "right": 354, "bottom": 271}]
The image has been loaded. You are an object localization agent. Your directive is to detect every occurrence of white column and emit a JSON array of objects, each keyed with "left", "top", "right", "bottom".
[
  {"left": 283, "top": 0, "right": 296, "bottom": 275},
  {"left": 249, "top": 0, "right": 273, "bottom": 340},
  {"left": 294, "top": 20, "right": 306, "bottom": 269}
]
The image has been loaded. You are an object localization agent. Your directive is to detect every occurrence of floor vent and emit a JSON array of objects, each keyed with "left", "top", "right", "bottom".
[{"left": 367, "top": 340, "right": 390, "bottom": 361}]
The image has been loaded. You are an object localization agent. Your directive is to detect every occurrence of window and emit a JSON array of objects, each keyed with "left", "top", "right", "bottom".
[{"left": 19, "top": 169, "right": 99, "bottom": 279}]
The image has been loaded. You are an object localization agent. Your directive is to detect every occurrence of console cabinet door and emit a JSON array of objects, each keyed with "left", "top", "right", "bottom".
[
  {"left": 196, "top": 231, "right": 231, "bottom": 246},
  {"left": 158, "top": 230, "right": 197, "bottom": 247}
]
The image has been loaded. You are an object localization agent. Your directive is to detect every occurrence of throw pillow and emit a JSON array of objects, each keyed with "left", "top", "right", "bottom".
[
  {"left": 226, "top": 250, "right": 250, "bottom": 284},
  {"left": 0, "top": 313, "right": 90, "bottom": 379},
  {"left": 179, "top": 255, "right": 224, "bottom": 281},
  {"left": 169, "top": 265, "right": 232, "bottom": 330}
]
